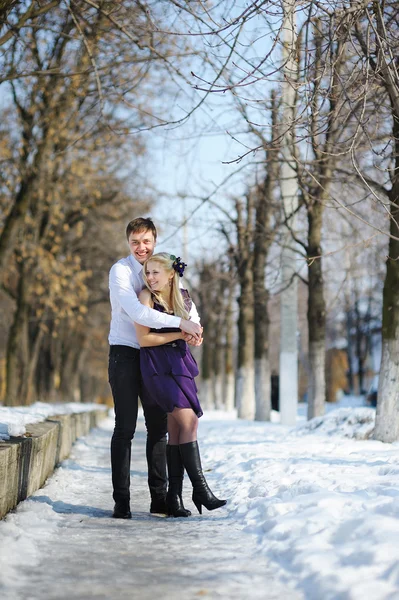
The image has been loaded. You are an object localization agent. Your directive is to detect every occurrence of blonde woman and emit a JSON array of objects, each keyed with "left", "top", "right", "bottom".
[{"left": 135, "top": 252, "right": 226, "bottom": 518}]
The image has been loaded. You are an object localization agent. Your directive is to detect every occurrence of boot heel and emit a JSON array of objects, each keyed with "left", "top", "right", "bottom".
[
  {"left": 193, "top": 496, "right": 202, "bottom": 514},
  {"left": 180, "top": 441, "right": 227, "bottom": 516}
]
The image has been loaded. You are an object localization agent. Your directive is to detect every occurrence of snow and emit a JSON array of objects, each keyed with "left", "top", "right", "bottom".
[
  {"left": 1, "top": 398, "right": 399, "bottom": 599},
  {"left": 295, "top": 407, "right": 375, "bottom": 439},
  {"left": 0, "top": 401, "right": 107, "bottom": 440}
]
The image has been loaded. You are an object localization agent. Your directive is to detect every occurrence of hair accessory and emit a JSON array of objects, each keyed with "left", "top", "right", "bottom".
[{"left": 170, "top": 255, "right": 187, "bottom": 277}]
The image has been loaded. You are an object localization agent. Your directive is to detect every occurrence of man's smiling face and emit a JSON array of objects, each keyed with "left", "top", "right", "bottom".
[{"left": 128, "top": 229, "right": 155, "bottom": 264}]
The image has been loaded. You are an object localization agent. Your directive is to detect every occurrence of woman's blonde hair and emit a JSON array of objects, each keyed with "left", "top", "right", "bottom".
[{"left": 142, "top": 252, "right": 190, "bottom": 320}]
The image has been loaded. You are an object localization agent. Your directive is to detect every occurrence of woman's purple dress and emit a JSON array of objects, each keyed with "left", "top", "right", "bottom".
[{"left": 140, "top": 290, "right": 203, "bottom": 417}]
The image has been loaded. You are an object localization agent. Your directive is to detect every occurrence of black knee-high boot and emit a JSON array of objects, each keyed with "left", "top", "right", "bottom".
[
  {"left": 179, "top": 441, "right": 227, "bottom": 514},
  {"left": 166, "top": 445, "right": 191, "bottom": 518}
]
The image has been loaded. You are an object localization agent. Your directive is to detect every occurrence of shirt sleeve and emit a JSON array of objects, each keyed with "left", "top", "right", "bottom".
[
  {"left": 109, "top": 263, "right": 181, "bottom": 329},
  {"left": 189, "top": 299, "right": 201, "bottom": 325}
]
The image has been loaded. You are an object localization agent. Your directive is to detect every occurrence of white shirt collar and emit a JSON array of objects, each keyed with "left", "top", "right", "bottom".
[{"left": 128, "top": 253, "right": 143, "bottom": 276}]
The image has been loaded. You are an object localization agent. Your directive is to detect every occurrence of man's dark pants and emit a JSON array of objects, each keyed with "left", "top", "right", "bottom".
[{"left": 108, "top": 344, "right": 167, "bottom": 505}]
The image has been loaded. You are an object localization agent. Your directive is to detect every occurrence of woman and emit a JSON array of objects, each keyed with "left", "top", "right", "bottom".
[{"left": 135, "top": 252, "right": 226, "bottom": 518}]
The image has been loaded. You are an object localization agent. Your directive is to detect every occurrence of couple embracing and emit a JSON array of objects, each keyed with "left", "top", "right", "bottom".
[{"left": 108, "top": 217, "right": 226, "bottom": 519}]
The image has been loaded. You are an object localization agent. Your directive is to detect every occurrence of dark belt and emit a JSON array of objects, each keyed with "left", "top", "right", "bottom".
[
  {"left": 163, "top": 340, "right": 186, "bottom": 348},
  {"left": 109, "top": 344, "right": 139, "bottom": 357}
]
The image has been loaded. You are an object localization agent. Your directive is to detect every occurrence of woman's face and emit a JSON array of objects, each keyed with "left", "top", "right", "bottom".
[{"left": 145, "top": 261, "right": 173, "bottom": 292}]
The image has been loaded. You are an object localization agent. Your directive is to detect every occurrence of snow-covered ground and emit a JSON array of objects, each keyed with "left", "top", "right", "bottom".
[
  {"left": 1, "top": 399, "right": 399, "bottom": 600},
  {"left": 0, "top": 401, "right": 107, "bottom": 440}
]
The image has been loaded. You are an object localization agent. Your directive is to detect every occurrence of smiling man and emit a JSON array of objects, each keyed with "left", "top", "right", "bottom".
[{"left": 108, "top": 217, "right": 202, "bottom": 519}]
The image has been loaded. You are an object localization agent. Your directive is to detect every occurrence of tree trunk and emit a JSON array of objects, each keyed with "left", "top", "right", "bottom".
[
  {"left": 254, "top": 357, "right": 271, "bottom": 420},
  {"left": 279, "top": 0, "right": 299, "bottom": 426},
  {"left": 374, "top": 167, "right": 399, "bottom": 442},
  {"left": 345, "top": 301, "right": 354, "bottom": 395},
  {"left": 0, "top": 175, "right": 35, "bottom": 275},
  {"left": 211, "top": 281, "right": 225, "bottom": 409},
  {"left": 236, "top": 274, "right": 255, "bottom": 420},
  {"left": 36, "top": 337, "right": 57, "bottom": 403},
  {"left": 4, "top": 265, "right": 30, "bottom": 406},
  {"left": 304, "top": 15, "right": 343, "bottom": 419},
  {"left": 80, "top": 373, "right": 100, "bottom": 404},
  {"left": 307, "top": 200, "right": 326, "bottom": 419},
  {"left": 21, "top": 321, "right": 47, "bottom": 405},
  {"left": 222, "top": 273, "right": 235, "bottom": 411},
  {"left": 254, "top": 278, "right": 270, "bottom": 421},
  {"left": 279, "top": 246, "right": 298, "bottom": 426},
  {"left": 234, "top": 196, "right": 255, "bottom": 420},
  {"left": 198, "top": 266, "right": 214, "bottom": 410},
  {"left": 350, "top": 3, "right": 399, "bottom": 441},
  {"left": 59, "top": 356, "right": 80, "bottom": 402},
  {"left": 353, "top": 297, "right": 371, "bottom": 395},
  {"left": 253, "top": 91, "right": 277, "bottom": 422},
  {"left": 58, "top": 326, "right": 85, "bottom": 402}
]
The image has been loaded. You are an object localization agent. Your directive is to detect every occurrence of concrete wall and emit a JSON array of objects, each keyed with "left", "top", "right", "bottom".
[{"left": 0, "top": 408, "right": 106, "bottom": 520}]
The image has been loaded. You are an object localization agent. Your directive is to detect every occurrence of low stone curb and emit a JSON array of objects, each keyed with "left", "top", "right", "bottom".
[{"left": 0, "top": 408, "right": 107, "bottom": 520}]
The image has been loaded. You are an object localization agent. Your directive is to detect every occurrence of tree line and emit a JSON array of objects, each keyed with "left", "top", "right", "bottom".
[
  {"left": 0, "top": 1, "right": 182, "bottom": 405},
  {"left": 158, "top": 0, "right": 398, "bottom": 442},
  {"left": 0, "top": 1, "right": 398, "bottom": 443}
]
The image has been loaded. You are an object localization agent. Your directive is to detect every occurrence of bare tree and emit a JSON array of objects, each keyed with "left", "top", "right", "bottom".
[
  {"left": 196, "top": 259, "right": 234, "bottom": 410},
  {"left": 0, "top": 0, "right": 194, "bottom": 273},
  {"left": 295, "top": 15, "right": 350, "bottom": 419},
  {"left": 232, "top": 195, "right": 256, "bottom": 419},
  {"left": 253, "top": 102, "right": 279, "bottom": 420},
  {"left": 0, "top": 0, "right": 196, "bottom": 404},
  {"left": 222, "top": 249, "right": 236, "bottom": 411},
  {"left": 350, "top": 1, "right": 399, "bottom": 441},
  {"left": 278, "top": 0, "right": 300, "bottom": 425}
]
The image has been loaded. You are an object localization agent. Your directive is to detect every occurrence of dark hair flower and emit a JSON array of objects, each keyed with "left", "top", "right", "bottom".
[{"left": 170, "top": 255, "right": 187, "bottom": 277}]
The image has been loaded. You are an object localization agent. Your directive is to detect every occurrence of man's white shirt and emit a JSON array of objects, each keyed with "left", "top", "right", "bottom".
[{"left": 108, "top": 254, "right": 200, "bottom": 349}]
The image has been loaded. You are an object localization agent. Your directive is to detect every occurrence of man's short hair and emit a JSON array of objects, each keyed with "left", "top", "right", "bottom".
[{"left": 126, "top": 217, "right": 157, "bottom": 241}]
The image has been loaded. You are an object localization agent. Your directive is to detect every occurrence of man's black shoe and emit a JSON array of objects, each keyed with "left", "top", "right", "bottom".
[
  {"left": 112, "top": 502, "right": 132, "bottom": 519},
  {"left": 150, "top": 497, "right": 168, "bottom": 515}
]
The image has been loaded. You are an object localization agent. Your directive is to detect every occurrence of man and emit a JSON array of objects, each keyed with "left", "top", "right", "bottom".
[{"left": 108, "top": 217, "right": 202, "bottom": 519}]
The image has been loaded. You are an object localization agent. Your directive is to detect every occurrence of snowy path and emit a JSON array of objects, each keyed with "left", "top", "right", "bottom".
[
  {"left": 0, "top": 415, "right": 299, "bottom": 600},
  {"left": 2, "top": 408, "right": 399, "bottom": 600}
]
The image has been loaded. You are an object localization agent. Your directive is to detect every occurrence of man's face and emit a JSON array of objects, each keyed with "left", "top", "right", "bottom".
[{"left": 128, "top": 229, "right": 155, "bottom": 264}]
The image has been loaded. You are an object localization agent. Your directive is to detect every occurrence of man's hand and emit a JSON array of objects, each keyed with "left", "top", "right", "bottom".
[
  {"left": 182, "top": 331, "right": 203, "bottom": 347},
  {"left": 179, "top": 319, "right": 202, "bottom": 339}
]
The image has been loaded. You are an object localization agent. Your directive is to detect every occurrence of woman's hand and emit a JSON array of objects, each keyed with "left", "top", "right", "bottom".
[
  {"left": 182, "top": 332, "right": 203, "bottom": 346},
  {"left": 179, "top": 319, "right": 202, "bottom": 339}
]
